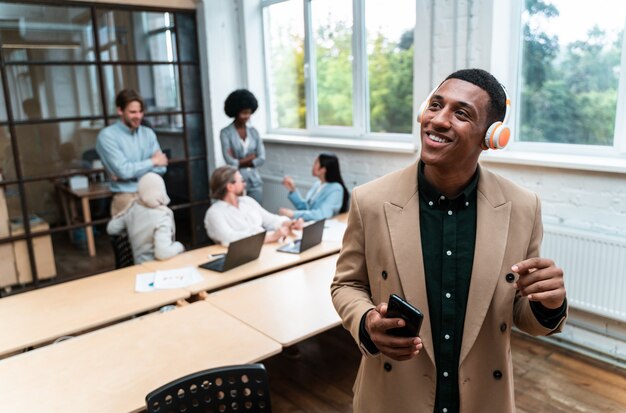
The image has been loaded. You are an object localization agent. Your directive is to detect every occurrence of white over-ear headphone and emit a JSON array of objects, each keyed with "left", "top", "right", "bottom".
[{"left": 417, "top": 83, "right": 512, "bottom": 150}]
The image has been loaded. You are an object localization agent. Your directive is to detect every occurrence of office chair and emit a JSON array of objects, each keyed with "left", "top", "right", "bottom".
[
  {"left": 146, "top": 363, "right": 271, "bottom": 413},
  {"left": 110, "top": 234, "right": 134, "bottom": 269}
]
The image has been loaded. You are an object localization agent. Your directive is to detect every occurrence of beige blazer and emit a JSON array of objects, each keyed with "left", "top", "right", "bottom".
[{"left": 331, "top": 162, "right": 566, "bottom": 413}]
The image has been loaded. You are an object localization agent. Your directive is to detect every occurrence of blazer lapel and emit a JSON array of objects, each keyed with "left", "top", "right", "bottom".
[
  {"left": 383, "top": 162, "right": 435, "bottom": 366},
  {"left": 460, "top": 166, "right": 511, "bottom": 365}
]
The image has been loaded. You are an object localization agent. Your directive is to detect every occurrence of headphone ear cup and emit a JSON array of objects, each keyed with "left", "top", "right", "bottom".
[{"left": 484, "top": 122, "right": 511, "bottom": 150}]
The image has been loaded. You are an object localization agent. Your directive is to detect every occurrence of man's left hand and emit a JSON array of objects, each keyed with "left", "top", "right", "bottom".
[{"left": 512, "top": 257, "right": 565, "bottom": 309}]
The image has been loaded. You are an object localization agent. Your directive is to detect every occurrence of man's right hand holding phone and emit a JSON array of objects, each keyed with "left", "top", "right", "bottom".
[{"left": 365, "top": 302, "right": 422, "bottom": 361}]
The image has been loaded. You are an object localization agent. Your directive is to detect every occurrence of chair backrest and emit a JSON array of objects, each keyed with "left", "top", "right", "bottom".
[
  {"left": 110, "top": 234, "right": 134, "bottom": 269},
  {"left": 146, "top": 363, "right": 271, "bottom": 413}
]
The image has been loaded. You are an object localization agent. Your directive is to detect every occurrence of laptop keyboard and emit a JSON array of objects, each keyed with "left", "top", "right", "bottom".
[{"left": 203, "top": 257, "right": 225, "bottom": 271}]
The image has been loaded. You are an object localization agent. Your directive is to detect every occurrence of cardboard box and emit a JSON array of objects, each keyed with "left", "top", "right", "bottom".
[{"left": 10, "top": 215, "right": 57, "bottom": 284}]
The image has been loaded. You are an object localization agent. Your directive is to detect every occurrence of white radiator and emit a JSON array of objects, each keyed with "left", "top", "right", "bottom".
[{"left": 542, "top": 225, "right": 626, "bottom": 322}]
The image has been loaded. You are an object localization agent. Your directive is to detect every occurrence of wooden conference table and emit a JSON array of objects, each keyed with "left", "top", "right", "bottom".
[
  {"left": 0, "top": 301, "right": 281, "bottom": 413},
  {"left": 0, "top": 264, "right": 190, "bottom": 358},
  {"left": 206, "top": 254, "right": 341, "bottom": 346},
  {"left": 141, "top": 215, "right": 348, "bottom": 295}
]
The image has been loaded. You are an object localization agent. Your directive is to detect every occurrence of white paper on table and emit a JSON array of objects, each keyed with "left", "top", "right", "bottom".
[
  {"left": 135, "top": 272, "right": 156, "bottom": 292},
  {"left": 322, "top": 219, "right": 348, "bottom": 242},
  {"left": 153, "top": 266, "right": 204, "bottom": 289}
]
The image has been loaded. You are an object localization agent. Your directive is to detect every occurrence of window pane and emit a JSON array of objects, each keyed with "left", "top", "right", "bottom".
[
  {"left": 96, "top": 10, "right": 177, "bottom": 62},
  {"left": 311, "top": 0, "right": 353, "bottom": 127},
  {"left": 264, "top": 0, "right": 306, "bottom": 129},
  {"left": 0, "top": 2, "right": 94, "bottom": 62},
  {"left": 0, "top": 126, "right": 16, "bottom": 180},
  {"left": 143, "top": 114, "right": 185, "bottom": 160},
  {"left": 102, "top": 64, "right": 181, "bottom": 114},
  {"left": 181, "top": 64, "right": 202, "bottom": 111},
  {"left": 186, "top": 114, "right": 206, "bottom": 157},
  {"left": 190, "top": 159, "right": 208, "bottom": 201},
  {"left": 520, "top": 0, "right": 624, "bottom": 145},
  {"left": 6, "top": 65, "right": 102, "bottom": 121},
  {"left": 14, "top": 120, "right": 104, "bottom": 179},
  {"left": 23, "top": 180, "right": 61, "bottom": 230},
  {"left": 176, "top": 13, "right": 199, "bottom": 62},
  {"left": 0, "top": 183, "right": 22, "bottom": 223},
  {"left": 366, "top": 0, "right": 415, "bottom": 134}
]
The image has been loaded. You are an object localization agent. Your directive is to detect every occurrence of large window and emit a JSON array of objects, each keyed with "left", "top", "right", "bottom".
[
  {"left": 262, "top": 0, "right": 415, "bottom": 139},
  {"left": 0, "top": 1, "right": 208, "bottom": 295},
  {"left": 517, "top": 0, "right": 626, "bottom": 150}
]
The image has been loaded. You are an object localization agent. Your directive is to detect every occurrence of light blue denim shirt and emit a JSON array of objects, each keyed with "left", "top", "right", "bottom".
[
  {"left": 96, "top": 121, "right": 166, "bottom": 193},
  {"left": 288, "top": 181, "right": 344, "bottom": 221}
]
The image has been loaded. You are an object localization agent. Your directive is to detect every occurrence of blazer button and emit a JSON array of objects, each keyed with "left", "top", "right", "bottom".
[
  {"left": 500, "top": 323, "right": 507, "bottom": 332},
  {"left": 384, "top": 362, "right": 392, "bottom": 372},
  {"left": 505, "top": 273, "right": 515, "bottom": 283},
  {"left": 493, "top": 370, "right": 503, "bottom": 380},
  {"left": 381, "top": 270, "right": 388, "bottom": 280}
]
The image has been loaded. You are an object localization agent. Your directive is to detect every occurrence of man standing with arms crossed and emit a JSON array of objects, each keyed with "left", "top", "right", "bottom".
[
  {"left": 331, "top": 69, "right": 567, "bottom": 412},
  {"left": 96, "top": 89, "right": 168, "bottom": 216}
]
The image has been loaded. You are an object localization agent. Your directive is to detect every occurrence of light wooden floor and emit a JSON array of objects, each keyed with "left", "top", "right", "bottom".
[{"left": 265, "top": 327, "right": 626, "bottom": 413}]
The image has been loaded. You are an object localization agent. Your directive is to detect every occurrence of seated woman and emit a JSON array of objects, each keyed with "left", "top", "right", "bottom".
[
  {"left": 107, "top": 172, "right": 184, "bottom": 264},
  {"left": 279, "top": 153, "right": 349, "bottom": 221},
  {"left": 204, "top": 165, "right": 303, "bottom": 245}
]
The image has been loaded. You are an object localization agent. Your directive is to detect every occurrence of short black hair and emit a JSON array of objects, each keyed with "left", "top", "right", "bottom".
[
  {"left": 115, "top": 89, "right": 144, "bottom": 111},
  {"left": 224, "top": 89, "right": 258, "bottom": 118},
  {"left": 444, "top": 68, "right": 506, "bottom": 127}
]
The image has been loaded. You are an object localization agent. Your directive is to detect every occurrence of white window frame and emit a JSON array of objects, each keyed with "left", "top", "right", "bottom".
[
  {"left": 490, "top": 0, "right": 626, "bottom": 161},
  {"left": 260, "top": 0, "right": 415, "bottom": 144}
]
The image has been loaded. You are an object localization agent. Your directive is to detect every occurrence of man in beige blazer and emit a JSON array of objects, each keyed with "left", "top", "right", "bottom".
[{"left": 331, "top": 69, "right": 567, "bottom": 413}]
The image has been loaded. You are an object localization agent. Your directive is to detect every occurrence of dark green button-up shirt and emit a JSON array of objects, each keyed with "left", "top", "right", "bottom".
[{"left": 418, "top": 161, "right": 478, "bottom": 413}]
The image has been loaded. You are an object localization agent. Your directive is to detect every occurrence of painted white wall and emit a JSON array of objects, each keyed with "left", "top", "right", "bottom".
[{"left": 197, "top": 0, "right": 248, "bottom": 172}]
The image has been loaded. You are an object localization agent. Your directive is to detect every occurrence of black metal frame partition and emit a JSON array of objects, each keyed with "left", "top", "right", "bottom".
[{"left": 0, "top": 0, "right": 210, "bottom": 296}]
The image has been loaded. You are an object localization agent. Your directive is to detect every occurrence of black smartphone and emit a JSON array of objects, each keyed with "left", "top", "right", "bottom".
[{"left": 385, "top": 294, "right": 424, "bottom": 337}]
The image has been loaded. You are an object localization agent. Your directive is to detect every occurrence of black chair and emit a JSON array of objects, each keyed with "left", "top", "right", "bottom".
[
  {"left": 146, "top": 364, "right": 271, "bottom": 413},
  {"left": 110, "top": 234, "right": 134, "bottom": 269}
]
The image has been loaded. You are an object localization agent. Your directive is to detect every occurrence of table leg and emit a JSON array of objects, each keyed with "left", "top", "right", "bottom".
[
  {"left": 81, "top": 197, "right": 95, "bottom": 257},
  {"left": 57, "top": 190, "right": 74, "bottom": 243}
]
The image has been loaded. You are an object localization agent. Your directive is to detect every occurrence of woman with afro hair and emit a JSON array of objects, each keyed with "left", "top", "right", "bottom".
[{"left": 219, "top": 89, "right": 266, "bottom": 203}]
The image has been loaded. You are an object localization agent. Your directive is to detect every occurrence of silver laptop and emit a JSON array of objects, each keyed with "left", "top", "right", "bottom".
[
  {"left": 277, "top": 219, "right": 325, "bottom": 254},
  {"left": 199, "top": 231, "right": 266, "bottom": 272}
]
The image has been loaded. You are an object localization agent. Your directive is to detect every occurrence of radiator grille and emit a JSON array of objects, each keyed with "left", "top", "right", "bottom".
[{"left": 543, "top": 225, "right": 626, "bottom": 322}]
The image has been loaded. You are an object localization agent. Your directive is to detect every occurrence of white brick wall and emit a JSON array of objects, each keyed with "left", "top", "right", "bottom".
[{"left": 261, "top": 143, "right": 626, "bottom": 238}]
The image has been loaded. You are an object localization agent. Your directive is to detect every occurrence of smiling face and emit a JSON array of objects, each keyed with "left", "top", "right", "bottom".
[
  {"left": 117, "top": 100, "right": 144, "bottom": 130},
  {"left": 236, "top": 108, "right": 253, "bottom": 126},
  {"left": 419, "top": 78, "right": 490, "bottom": 180}
]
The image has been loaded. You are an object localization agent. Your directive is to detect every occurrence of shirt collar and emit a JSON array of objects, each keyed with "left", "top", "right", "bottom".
[
  {"left": 417, "top": 160, "right": 479, "bottom": 210},
  {"left": 116, "top": 120, "right": 138, "bottom": 135}
]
